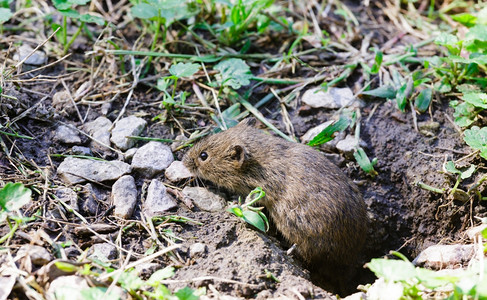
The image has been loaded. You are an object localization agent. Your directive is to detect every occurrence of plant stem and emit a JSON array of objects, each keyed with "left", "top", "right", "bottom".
[
  {"left": 64, "top": 21, "right": 85, "bottom": 55},
  {"left": 0, "top": 219, "right": 19, "bottom": 244},
  {"left": 63, "top": 15, "right": 67, "bottom": 45},
  {"left": 416, "top": 181, "right": 445, "bottom": 194}
]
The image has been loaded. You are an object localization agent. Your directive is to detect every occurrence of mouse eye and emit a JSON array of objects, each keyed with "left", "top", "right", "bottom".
[{"left": 199, "top": 151, "right": 208, "bottom": 161}]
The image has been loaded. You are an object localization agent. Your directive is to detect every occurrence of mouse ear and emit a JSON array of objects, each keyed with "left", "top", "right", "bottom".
[
  {"left": 237, "top": 117, "right": 256, "bottom": 128},
  {"left": 229, "top": 144, "right": 247, "bottom": 167}
]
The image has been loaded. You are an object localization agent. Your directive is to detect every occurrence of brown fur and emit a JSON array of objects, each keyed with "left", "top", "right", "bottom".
[{"left": 183, "top": 119, "right": 368, "bottom": 266}]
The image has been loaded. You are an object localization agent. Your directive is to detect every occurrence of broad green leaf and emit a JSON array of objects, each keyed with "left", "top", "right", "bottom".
[
  {"left": 452, "top": 13, "right": 477, "bottom": 27},
  {"left": 169, "top": 62, "right": 200, "bottom": 78},
  {"left": 53, "top": 0, "right": 90, "bottom": 10},
  {"left": 462, "top": 93, "right": 487, "bottom": 109},
  {"left": 174, "top": 286, "right": 199, "bottom": 300},
  {"left": 444, "top": 161, "right": 461, "bottom": 175},
  {"left": 435, "top": 32, "right": 459, "bottom": 47},
  {"left": 54, "top": 261, "right": 79, "bottom": 272},
  {"left": 361, "top": 85, "right": 396, "bottom": 99},
  {"left": 464, "top": 126, "right": 487, "bottom": 160},
  {"left": 117, "top": 269, "right": 144, "bottom": 291},
  {"left": 434, "top": 80, "right": 452, "bottom": 93},
  {"left": 353, "top": 147, "right": 378, "bottom": 176},
  {"left": 131, "top": 3, "right": 158, "bottom": 20},
  {"left": 242, "top": 210, "right": 266, "bottom": 232},
  {"left": 0, "top": 7, "right": 12, "bottom": 23},
  {"left": 461, "top": 165, "right": 476, "bottom": 179},
  {"left": 450, "top": 101, "right": 476, "bottom": 127},
  {"left": 307, "top": 117, "right": 350, "bottom": 147},
  {"left": 147, "top": 266, "right": 175, "bottom": 286},
  {"left": 79, "top": 13, "right": 105, "bottom": 25},
  {"left": 414, "top": 88, "right": 432, "bottom": 113},
  {"left": 0, "top": 183, "right": 32, "bottom": 220},
  {"left": 415, "top": 267, "right": 460, "bottom": 289},
  {"left": 214, "top": 58, "right": 252, "bottom": 89},
  {"left": 59, "top": 8, "right": 81, "bottom": 18},
  {"left": 367, "top": 258, "right": 417, "bottom": 281}
]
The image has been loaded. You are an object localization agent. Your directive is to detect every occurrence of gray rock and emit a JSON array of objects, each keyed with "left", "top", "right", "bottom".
[
  {"left": 189, "top": 242, "right": 207, "bottom": 258},
  {"left": 336, "top": 135, "right": 366, "bottom": 156},
  {"left": 165, "top": 161, "right": 193, "bottom": 182},
  {"left": 55, "top": 187, "right": 78, "bottom": 212},
  {"left": 17, "top": 245, "right": 52, "bottom": 265},
  {"left": 83, "top": 116, "right": 112, "bottom": 154},
  {"left": 90, "top": 243, "right": 118, "bottom": 261},
  {"left": 143, "top": 179, "right": 177, "bottom": 217},
  {"left": 182, "top": 187, "right": 226, "bottom": 212},
  {"left": 124, "top": 148, "right": 138, "bottom": 161},
  {"left": 14, "top": 44, "right": 47, "bottom": 65},
  {"left": 300, "top": 120, "right": 334, "bottom": 144},
  {"left": 413, "top": 244, "right": 476, "bottom": 270},
  {"left": 47, "top": 276, "right": 89, "bottom": 300},
  {"left": 110, "top": 115, "right": 147, "bottom": 150},
  {"left": 71, "top": 146, "right": 92, "bottom": 156},
  {"left": 132, "top": 141, "right": 174, "bottom": 177},
  {"left": 54, "top": 125, "right": 81, "bottom": 144},
  {"left": 57, "top": 157, "right": 131, "bottom": 184},
  {"left": 170, "top": 135, "right": 189, "bottom": 152},
  {"left": 81, "top": 183, "right": 104, "bottom": 215},
  {"left": 112, "top": 175, "right": 137, "bottom": 219},
  {"left": 134, "top": 262, "right": 161, "bottom": 276},
  {"left": 302, "top": 87, "right": 358, "bottom": 109}
]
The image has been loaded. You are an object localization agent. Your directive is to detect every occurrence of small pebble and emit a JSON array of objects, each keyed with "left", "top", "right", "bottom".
[
  {"left": 143, "top": 179, "right": 177, "bottom": 217},
  {"left": 57, "top": 157, "right": 131, "bottom": 184},
  {"left": 14, "top": 44, "right": 47, "bottom": 65},
  {"left": 90, "top": 242, "right": 118, "bottom": 261},
  {"left": 71, "top": 146, "right": 92, "bottom": 156},
  {"left": 301, "top": 87, "right": 360, "bottom": 109},
  {"left": 132, "top": 141, "right": 174, "bottom": 177},
  {"left": 55, "top": 187, "right": 79, "bottom": 212},
  {"left": 54, "top": 124, "right": 81, "bottom": 144},
  {"left": 110, "top": 115, "right": 147, "bottom": 150},
  {"left": 165, "top": 161, "right": 193, "bottom": 182},
  {"left": 182, "top": 187, "right": 226, "bottom": 212},
  {"left": 17, "top": 245, "right": 52, "bottom": 266},
  {"left": 413, "top": 244, "right": 475, "bottom": 270},
  {"left": 111, "top": 175, "right": 137, "bottom": 219},
  {"left": 83, "top": 116, "right": 113, "bottom": 154},
  {"left": 190, "top": 242, "right": 207, "bottom": 258}
]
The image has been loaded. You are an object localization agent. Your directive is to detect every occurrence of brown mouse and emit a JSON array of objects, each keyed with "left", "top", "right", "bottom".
[{"left": 183, "top": 118, "right": 367, "bottom": 269}]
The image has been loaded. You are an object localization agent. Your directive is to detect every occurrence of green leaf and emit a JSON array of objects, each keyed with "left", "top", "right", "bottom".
[
  {"left": 242, "top": 210, "right": 266, "bottom": 232},
  {"left": 174, "top": 286, "right": 199, "bottom": 300},
  {"left": 0, "top": 7, "right": 12, "bottom": 23},
  {"left": 227, "top": 206, "right": 243, "bottom": 218},
  {"left": 452, "top": 13, "right": 477, "bottom": 27},
  {"left": 214, "top": 58, "right": 252, "bottom": 89},
  {"left": 0, "top": 182, "right": 32, "bottom": 222},
  {"left": 395, "top": 80, "right": 411, "bottom": 112},
  {"left": 54, "top": 261, "right": 79, "bottom": 272},
  {"left": 462, "top": 93, "right": 487, "bottom": 109},
  {"left": 79, "top": 13, "right": 105, "bottom": 25},
  {"left": 450, "top": 100, "right": 476, "bottom": 127},
  {"left": 361, "top": 85, "right": 396, "bottom": 99},
  {"left": 461, "top": 165, "right": 476, "bottom": 179},
  {"left": 444, "top": 161, "right": 461, "bottom": 175},
  {"left": 116, "top": 269, "right": 144, "bottom": 291},
  {"left": 131, "top": 3, "right": 158, "bottom": 20},
  {"left": 59, "top": 8, "right": 81, "bottom": 18},
  {"left": 169, "top": 62, "right": 200, "bottom": 78},
  {"left": 147, "top": 266, "right": 175, "bottom": 286},
  {"left": 464, "top": 126, "right": 487, "bottom": 160},
  {"left": 307, "top": 117, "right": 350, "bottom": 147},
  {"left": 414, "top": 88, "right": 432, "bottom": 113},
  {"left": 353, "top": 147, "right": 378, "bottom": 176},
  {"left": 80, "top": 287, "right": 121, "bottom": 300},
  {"left": 367, "top": 258, "right": 417, "bottom": 281}
]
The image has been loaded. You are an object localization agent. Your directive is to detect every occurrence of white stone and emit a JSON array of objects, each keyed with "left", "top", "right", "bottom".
[
  {"left": 111, "top": 175, "right": 137, "bottom": 219},
  {"left": 336, "top": 135, "right": 360, "bottom": 155},
  {"left": 83, "top": 116, "right": 112, "bottom": 154},
  {"left": 302, "top": 87, "right": 357, "bottom": 109},
  {"left": 110, "top": 115, "right": 147, "bottom": 150},
  {"left": 413, "top": 244, "right": 476, "bottom": 270},
  {"left": 190, "top": 242, "right": 207, "bottom": 257},
  {"left": 165, "top": 161, "right": 193, "bottom": 182},
  {"left": 57, "top": 157, "right": 131, "bottom": 184},
  {"left": 143, "top": 179, "right": 177, "bottom": 217},
  {"left": 182, "top": 187, "right": 226, "bottom": 212},
  {"left": 132, "top": 141, "right": 174, "bottom": 177},
  {"left": 90, "top": 243, "right": 118, "bottom": 261},
  {"left": 47, "top": 276, "right": 89, "bottom": 300}
]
